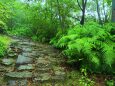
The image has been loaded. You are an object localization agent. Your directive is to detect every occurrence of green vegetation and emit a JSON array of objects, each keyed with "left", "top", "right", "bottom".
[
  {"left": 51, "top": 22, "right": 115, "bottom": 74},
  {"left": 0, "top": 0, "right": 114, "bottom": 85},
  {"left": 0, "top": 35, "right": 11, "bottom": 57}
]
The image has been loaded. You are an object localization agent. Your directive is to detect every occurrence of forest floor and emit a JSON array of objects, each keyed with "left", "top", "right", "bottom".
[{"left": 0, "top": 36, "right": 114, "bottom": 86}]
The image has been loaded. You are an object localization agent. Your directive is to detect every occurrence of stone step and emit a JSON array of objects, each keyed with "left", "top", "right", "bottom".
[
  {"left": 17, "top": 64, "right": 35, "bottom": 71},
  {"left": 34, "top": 72, "right": 65, "bottom": 83},
  {"left": 16, "top": 55, "right": 33, "bottom": 65},
  {"left": 5, "top": 71, "right": 33, "bottom": 79},
  {"left": 36, "top": 68, "right": 52, "bottom": 73},
  {"left": 36, "top": 58, "right": 52, "bottom": 67}
]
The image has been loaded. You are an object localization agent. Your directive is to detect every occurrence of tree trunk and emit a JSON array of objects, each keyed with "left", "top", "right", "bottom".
[
  {"left": 112, "top": 0, "right": 115, "bottom": 22},
  {"left": 80, "top": 11, "right": 85, "bottom": 25},
  {"left": 77, "top": 0, "right": 87, "bottom": 25},
  {"left": 96, "top": 0, "right": 103, "bottom": 24}
]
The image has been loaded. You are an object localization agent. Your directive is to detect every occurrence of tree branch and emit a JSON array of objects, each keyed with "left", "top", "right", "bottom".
[{"left": 77, "top": 0, "right": 83, "bottom": 11}]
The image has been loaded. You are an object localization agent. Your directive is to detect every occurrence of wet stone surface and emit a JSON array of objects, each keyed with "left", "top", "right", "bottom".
[
  {"left": 5, "top": 71, "right": 33, "bottom": 78},
  {"left": 0, "top": 38, "right": 66, "bottom": 86},
  {"left": 1, "top": 58, "right": 15, "bottom": 66},
  {"left": 17, "top": 64, "right": 35, "bottom": 70},
  {"left": 16, "top": 55, "right": 33, "bottom": 65}
]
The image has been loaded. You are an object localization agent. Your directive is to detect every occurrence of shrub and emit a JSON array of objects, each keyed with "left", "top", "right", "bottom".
[
  {"left": 7, "top": 26, "right": 32, "bottom": 37},
  {"left": 50, "top": 22, "right": 115, "bottom": 74}
]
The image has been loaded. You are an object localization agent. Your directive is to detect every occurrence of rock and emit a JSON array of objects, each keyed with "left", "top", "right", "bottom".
[
  {"left": 1, "top": 58, "right": 15, "bottom": 66},
  {"left": 36, "top": 68, "right": 51, "bottom": 73},
  {"left": 16, "top": 55, "right": 33, "bottom": 65},
  {"left": 17, "top": 64, "right": 35, "bottom": 70},
  {"left": 22, "top": 51, "right": 38, "bottom": 57},
  {"left": 8, "top": 79, "right": 27, "bottom": 86},
  {"left": 35, "top": 73, "right": 51, "bottom": 82},
  {"left": 5, "top": 71, "right": 32, "bottom": 78}
]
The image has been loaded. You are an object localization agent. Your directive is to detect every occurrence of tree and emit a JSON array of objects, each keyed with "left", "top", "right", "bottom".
[
  {"left": 112, "top": 0, "right": 115, "bottom": 22},
  {"left": 95, "top": 0, "right": 103, "bottom": 24},
  {"left": 77, "top": 0, "right": 87, "bottom": 25}
]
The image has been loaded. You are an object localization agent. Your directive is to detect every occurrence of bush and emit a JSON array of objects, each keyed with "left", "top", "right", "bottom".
[
  {"left": 7, "top": 26, "right": 32, "bottom": 37},
  {"left": 50, "top": 22, "right": 115, "bottom": 74}
]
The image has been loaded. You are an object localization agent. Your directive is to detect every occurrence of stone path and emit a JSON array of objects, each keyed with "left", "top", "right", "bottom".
[{"left": 0, "top": 38, "right": 66, "bottom": 86}]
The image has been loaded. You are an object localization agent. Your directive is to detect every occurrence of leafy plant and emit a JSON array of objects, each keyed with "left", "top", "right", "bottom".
[
  {"left": 106, "top": 80, "right": 115, "bottom": 86},
  {"left": 51, "top": 22, "right": 115, "bottom": 73}
]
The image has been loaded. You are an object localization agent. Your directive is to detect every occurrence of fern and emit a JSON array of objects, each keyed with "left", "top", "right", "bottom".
[{"left": 51, "top": 22, "right": 115, "bottom": 73}]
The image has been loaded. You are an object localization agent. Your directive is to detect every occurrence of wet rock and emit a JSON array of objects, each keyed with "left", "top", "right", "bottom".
[
  {"left": 1, "top": 58, "right": 15, "bottom": 66},
  {"left": 17, "top": 64, "right": 35, "bottom": 70},
  {"left": 5, "top": 71, "right": 32, "bottom": 78},
  {"left": 8, "top": 79, "right": 27, "bottom": 86},
  {"left": 35, "top": 73, "right": 51, "bottom": 82},
  {"left": 22, "top": 51, "right": 38, "bottom": 57},
  {"left": 16, "top": 55, "right": 33, "bottom": 65}
]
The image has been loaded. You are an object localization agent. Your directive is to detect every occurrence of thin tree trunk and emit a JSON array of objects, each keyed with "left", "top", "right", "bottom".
[
  {"left": 77, "top": 0, "right": 87, "bottom": 25},
  {"left": 96, "top": 0, "right": 103, "bottom": 24},
  {"left": 56, "top": 0, "right": 63, "bottom": 30}
]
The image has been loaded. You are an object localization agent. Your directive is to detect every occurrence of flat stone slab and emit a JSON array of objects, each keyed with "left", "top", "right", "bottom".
[
  {"left": 5, "top": 71, "right": 32, "bottom": 78},
  {"left": 17, "top": 64, "right": 35, "bottom": 70},
  {"left": 37, "top": 58, "right": 51, "bottom": 64},
  {"left": 16, "top": 55, "right": 33, "bottom": 65},
  {"left": 1, "top": 58, "right": 15, "bottom": 66},
  {"left": 36, "top": 68, "right": 51, "bottom": 73}
]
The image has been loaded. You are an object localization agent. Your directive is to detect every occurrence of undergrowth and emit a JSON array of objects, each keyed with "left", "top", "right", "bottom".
[{"left": 50, "top": 22, "right": 115, "bottom": 74}]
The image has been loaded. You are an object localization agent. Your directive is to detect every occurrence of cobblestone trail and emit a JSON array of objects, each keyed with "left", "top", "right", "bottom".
[{"left": 0, "top": 38, "right": 66, "bottom": 86}]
